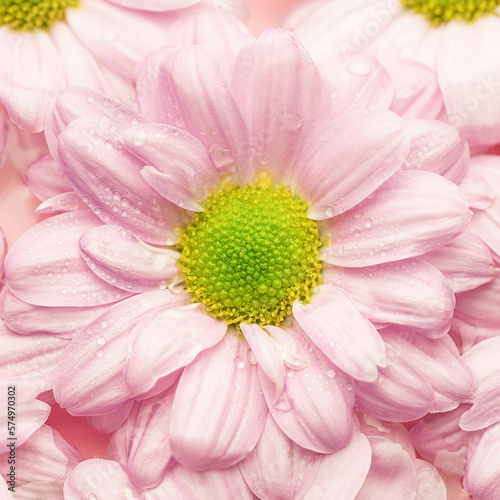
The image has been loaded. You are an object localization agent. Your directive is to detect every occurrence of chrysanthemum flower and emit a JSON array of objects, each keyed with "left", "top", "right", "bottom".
[
  {"left": 284, "top": 0, "right": 500, "bottom": 147},
  {"left": 3, "top": 28, "right": 474, "bottom": 470}
]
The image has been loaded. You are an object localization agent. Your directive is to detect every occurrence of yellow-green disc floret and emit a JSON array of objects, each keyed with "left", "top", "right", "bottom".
[
  {"left": 402, "top": 0, "right": 500, "bottom": 25},
  {"left": 178, "top": 177, "right": 322, "bottom": 328},
  {"left": 0, "top": 0, "right": 78, "bottom": 32}
]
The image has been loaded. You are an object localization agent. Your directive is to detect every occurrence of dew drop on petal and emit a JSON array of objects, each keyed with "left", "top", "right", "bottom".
[
  {"left": 100, "top": 320, "right": 107, "bottom": 329},
  {"left": 233, "top": 356, "right": 246, "bottom": 370},
  {"left": 96, "top": 337, "right": 106, "bottom": 346},
  {"left": 325, "top": 206, "right": 335, "bottom": 217},
  {"left": 96, "top": 349, "right": 105, "bottom": 358},
  {"left": 326, "top": 369, "right": 336, "bottom": 379}
]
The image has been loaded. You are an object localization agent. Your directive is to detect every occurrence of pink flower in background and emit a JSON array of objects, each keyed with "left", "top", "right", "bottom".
[
  {"left": 284, "top": 0, "right": 500, "bottom": 147},
  {"left": 0, "top": 227, "right": 6, "bottom": 280}
]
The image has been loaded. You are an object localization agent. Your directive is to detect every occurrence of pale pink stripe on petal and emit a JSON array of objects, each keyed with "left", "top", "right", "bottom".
[
  {"left": 0, "top": 287, "right": 111, "bottom": 338},
  {"left": 232, "top": 29, "right": 331, "bottom": 182},
  {"left": 157, "top": 45, "right": 251, "bottom": 182},
  {"left": 355, "top": 344, "right": 435, "bottom": 422},
  {"left": 125, "top": 304, "right": 227, "bottom": 395},
  {"left": 0, "top": 379, "right": 49, "bottom": 447},
  {"left": 142, "top": 473, "right": 199, "bottom": 500},
  {"left": 105, "top": 0, "right": 199, "bottom": 10},
  {"left": 0, "top": 322, "right": 69, "bottom": 391},
  {"left": 35, "top": 192, "right": 89, "bottom": 214},
  {"left": 323, "top": 259, "right": 455, "bottom": 339},
  {"left": 260, "top": 322, "right": 354, "bottom": 453},
  {"left": 170, "top": 333, "right": 267, "bottom": 471},
  {"left": 321, "top": 170, "right": 470, "bottom": 268},
  {"left": 120, "top": 123, "right": 220, "bottom": 211},
  {"left": 79, "top": 225, "right": 179, "bottom": 293},
  {"left": 87, "top": 402, "right": 132, "bottom": 434},
  {"left": 302, "top": 431, "right": 371, "bottom": 500},
  {"left": 424, "top": 232, "right": 497, "bottom": 294},
  {"left": 386, "top": 59, "right": 443, "bottom": 120},
  {"left": 381, "top": 327, "right": 475, "bottom": 413},
  {"left": 297, "top": 109, "right": 409, "bottom": 220},
  {"left": 5, "top": 211, "right": 131, "bottom": 307},
  {"left": 293, "top": 286, "right": 386, "bottom": 382},
  {"left": 25, "top": 154, "right": 72, "bottom": 202},
  {"left": 403, "top": 119, "right": 469, "bottom": 184},
  {"left": 238, "top": 412, "right": 321, "bottom": 500},
  {"left": 355, "top": 436, "right": 417, "bottom": 500},
  {"left": 63, "top": 459, "right": 140, "bottom": 500},
  {"left": 461, "top": 336, "right": 500, "bottom": 431},
  {"left": 415, "top": 459, "right": 447, "bottom": 500},
  {"left": 54, "top": 291, "right": 188, "bottom": 416},
  {"left": 241, "top": 324, "right": 286, "bottom": 399}
]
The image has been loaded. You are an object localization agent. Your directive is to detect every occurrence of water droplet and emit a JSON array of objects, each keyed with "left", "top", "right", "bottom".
[
  {"left": 96, "top": 337, "right": 106, "bottom": 346},
  {"left": 87, "top": 94, "right": 95, "bottom": 103},
  {"left": 380, "top": 249, "right": 387, "bottom": 257},
  {"left": 116, "top": 109, "right": 124, "bottom": 118},
  {"left": 105, "top": 140, "right": 113, "bottom": 150},
  {"left": 326, "top": 369, "right": 336, "bottom": 379},
  {"left": 364, "top": 218, "right": 373, "bottom": 228},
  {"left": 234, "top": 356, "right": 246, "bottom": 370},
  {"left": 345, "top": 382, "right": 353, "bottom": 391},
  {"left": 100, "top": 320, "right": 108, "bottom": 329},
  {"left": 325, "top": 206, "right": 334, "bottom": 217},
  {"left": 96, "top": 349, "right": 105, "bottom": 358},
  {"left": 131, "top": 129, "right": 148, "bottom": 146},
  {"left": 349, "top": 61, "right": 370, "bottom": 76}
]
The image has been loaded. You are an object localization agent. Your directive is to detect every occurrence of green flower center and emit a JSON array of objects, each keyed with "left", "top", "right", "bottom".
[
  {"left": 0, "top": 0, "right": 78, "bottom": 31},
  {"left": 401, "top": 0, "right": 499, "bottom": 25},
  {"left": 178, "top": 176, "right": 322, "bottom": 328}
]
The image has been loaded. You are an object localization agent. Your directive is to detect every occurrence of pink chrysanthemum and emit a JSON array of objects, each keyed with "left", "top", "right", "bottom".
[
  {"left": 3, "top": 29, "right": 475, "bottom": 470},
  {"left": 285, "top": 0, "right": 500, "bottom": 147}
]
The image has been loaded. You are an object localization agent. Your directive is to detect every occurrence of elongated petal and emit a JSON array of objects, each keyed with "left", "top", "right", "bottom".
[
  {"left": 260, "top": 322, "right": 354, "bottom": 453},
  {"left": 415, "top": 459, "right": 447, "bottom": 500},
  {"left": 297, "top": 109, "right": 409, "bottom": 220},
  {"left": 120, "top": 123, "right": 220, "bottom": 211},
  {"left": 87, "top": 402, "right": 132, "bottom": 434},
  {"left": 106, "top": 0, "right": 199, "bottom": 10},
  {"left": 0, "top": 288, "right": 110, "bottom": 338},
  {"left": 142, "top": 473, "right": 199, "bottom": 500},
  {"left": 0, "top": 322, "right": 69, "bottom": 391},
  {"left": 79, "top": 225, "right": 179, "bottom": 293},
  {"left": 381, "top": 327, "right": 475, "bottom": 412},
  {"left": 241, "top": 324, "right": 286, "bottom": 398},
  {"left": 170, "top": 333, "right": 267, "bottom": 470},
  {"left": 403, "top": 119, "right": 469, "bottom": 184},
  {"left": 0, "top": 228, "right": 6, "bottom": 280},
  {"left": 35, "top": 192, "right": 88, "bottom": 214},
  {"left": 54, "top": 291, "right": 188, "bottom": 416},
  {"left": 25, "top": 154, "right": 72, "bottom": 202},
  {"left": 355, "top": 436, "right": 417, "bottom": 500},
  {"left": 356, "top": 344, "right": 435, "bottom": 421},
  {"left": 233, "top": 29, "right": 330, "bottom": 181},
  {"left": 460, "top": 336, "right": 500, "bottom": 431},
  {"left": 238, "top": 412, "right": 320, "bottom": 500},
  {"left": 302, "top": 431, "right": 371, "bottom": 500},
  {"left": 424, "top": 232, "right": 497, "bottom": 293},
  {"left": 5, "top": 211, "right": 131, "bottom": 307},
  {"left": 321, "top": 170, "right": 470, "bottom": 267},
  {"left": 63, "top": 459, "right": 140, "bottom": 500},
  {"left": 323, "top": 258, "right": 455, "bottom": 338},
  {"left": 293, "top": 286, "right": 386, "bottom": 382},
  {"left": 58, "top": 118, "right": 181, "bottom": 245},
  {"left": 460, "top": 161, "right": 495, "bottom": 210},
  {"left": 125, "top": 304, "right": 227, "bottom": 395}
]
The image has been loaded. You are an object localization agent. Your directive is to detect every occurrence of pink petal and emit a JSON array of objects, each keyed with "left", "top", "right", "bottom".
[
  {"left": 125, "top": 304, "right": 227, "bottom": 395},
  {"left": 464, "top": 422, "right": 500, "bottom": 499},
  {"left": 260, "top": 322, "right": 354, "bottom": 453},
  {"left": 424, "top": 232, "right": 497, "bottom": 294},
  {"left": 0, "top": 425, "right": 82, "bottom": 485},
  {"left": 241, "top": 324, "right": 286, "bottom": 399},
  {"left": 264, "top": 325, "right": 308, "bottom": 370},
  {"left": 54, "top": 291, "right": 188, "bottom": 416},
  {"left": 410, "top": 406, "right": 469, "bottom": 476},
  {"left": 0, "top": 287, "right": 111, "bottom": 338},
  {"left": 87, "top": 402, "right": 132, "bottom": 433},
  {"left": 381, "top": 327, "right": 475, "bottom": 413},
  {"left": 0, "top": 228, "right": 6, "bottom": 280},
  {"left": 324, "top": 51, "right": 394, "bottom": 118},
  {"left": 105, "top": 0, "right": 199, "bottom": 10},
  {"left": 63, "top": 459, "right": 140, "bottom": 499},
  {"left": 321, "top": 170, "right": 471, "bottom": 267},
  {"left": 79, "top": 225, "right": 179, "bottom": 293},
  {"left": 460, "top": 160, "right": 495, "bottom": 210},
  {"left": 4, "top": 211, "right": 132, "bottom": 307},
  {"left": 156, "top": 45, "right": 251, "bottom": 182},
  {"left": 0, "top": 379, "right": 49, "bottom": 447},
  {"left": 403, "top": 118, "right": 469, "bottom": 184},
  {"left": 120, "top": 123, "right": 220, "bottom": 211},
  {"left": 170, "top": 333, "right": 267, "bottom": 470},
  {"left": 293, "top": 286, "right": 386, "bottom": 382},
  {"left": 302, "top": 431, "right": 371, "bottom": 500},
  {"left": 108, "top": 388, "right": 175, "bottom": 489},
  {"left": 386, "top": 59, "right": 443, "bottom": 120},
  {"left": 355, "top": 344, "right": 435, "bottom": 422},
  {"left": 66, "top": 1, "right": 168, "bottom": 79},
  {"left": 35, "top": 192, "right": 88, "bottom": 214},
  {"left": 437, "top": 17, "right": 500, "bottom": 146},
  {"left": 142, "top": 473, "right": 199, "bottom": 500},
  {"left": 238, "top": 412, "right": 321, "bottom": 500},
  {"left": 297, "top": 109, "right": 409, "bottom": 220},
  {"left": 58, "top": 117, "right": 181, "bottom": 245},
  {"left": 232, "top": 29, "right": 331, "bottom": 181},
  {"left": 415, "top": 459, "right": 447, "bottom": 500},
  {"left": 355, "top": 436, "right": 417, "bottom": 500},
  {"left": 25, "top": 154, "right": 72, "bottom": 202},
  {"left": 323, "top": 258, "right": 455, "bottom": 338},
  {"left": 0, "top": 321, "right": 69, "bottom": 392},
  {"left": 460, "top": 336, "right": 500, "bottom": 431}
]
